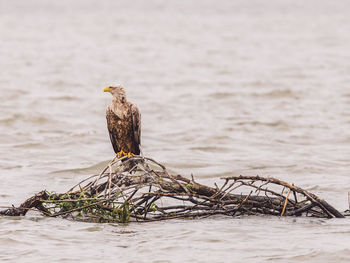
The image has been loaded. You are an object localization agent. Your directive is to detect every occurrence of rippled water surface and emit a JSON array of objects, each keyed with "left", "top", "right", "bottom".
[{"left": 1, "top": 0, "right": 350, "bottom": 262}]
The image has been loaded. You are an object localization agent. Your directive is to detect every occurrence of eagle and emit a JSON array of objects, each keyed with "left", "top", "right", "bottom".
[{"left": 103, "top": 85, "right": 141, "bottom": 157}]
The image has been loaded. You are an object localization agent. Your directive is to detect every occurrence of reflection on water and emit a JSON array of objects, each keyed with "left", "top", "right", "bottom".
[{"left": 1, "top": 0, "right": 350, "bottom": 262}]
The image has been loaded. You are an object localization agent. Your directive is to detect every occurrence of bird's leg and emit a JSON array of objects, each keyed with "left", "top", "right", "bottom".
[
  {"left": 116, "top": 150, "right": 135, "bottom": 158},
  {"left": 116, "top": 150, "right": 127, "bottom": 158},
  {"left": 127, "top": 152, "right": 135, "bottom": 158}
]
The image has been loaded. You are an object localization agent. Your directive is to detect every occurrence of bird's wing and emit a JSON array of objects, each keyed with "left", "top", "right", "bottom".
[
  {"left": 106, "top": 107, "right": 119, "bottom": 154},
  {"left": 131, "top": 103, "right": 141, "bottom": 147}
]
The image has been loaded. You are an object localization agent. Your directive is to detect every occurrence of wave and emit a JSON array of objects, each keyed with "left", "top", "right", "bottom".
[
  {"left": 251, "top": 89, "right": 298, "bottom": 99},
  {"left": 50, "top": 160, "right": 110, "bottom": 175},
  {"left": 0, "top": 114, "right": 53, "bottom": 124},
  {"left": 234, "top": 120, "right": 289, "bottom": 128}
]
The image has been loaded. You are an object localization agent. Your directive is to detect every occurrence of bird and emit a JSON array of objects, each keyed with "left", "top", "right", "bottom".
[{"left": 103, "top": 85, "right": 141, "bottom": 158}]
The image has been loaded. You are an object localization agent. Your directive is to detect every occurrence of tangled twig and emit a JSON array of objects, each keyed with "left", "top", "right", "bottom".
[{"left": 0, "top": 156, "right": 345, "bottom": 222}]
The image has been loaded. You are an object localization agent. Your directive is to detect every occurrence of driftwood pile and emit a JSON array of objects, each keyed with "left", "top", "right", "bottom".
[{"left": 0, "top": 155, "right": 344, "bottom": 222}]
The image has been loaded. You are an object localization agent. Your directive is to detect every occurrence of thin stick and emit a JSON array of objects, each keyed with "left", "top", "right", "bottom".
[{"left": 281, "top": 189, "right": 291, "bottom": 216}]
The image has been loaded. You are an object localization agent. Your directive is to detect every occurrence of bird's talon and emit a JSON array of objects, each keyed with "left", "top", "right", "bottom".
[{"left": 116, "top": 150, "right": 127, "bottom": 158}]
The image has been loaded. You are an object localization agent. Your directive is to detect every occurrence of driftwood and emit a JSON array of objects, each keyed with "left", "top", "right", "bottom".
[{"left": 0, "top": 155, "right": 345, "bottom": 222}]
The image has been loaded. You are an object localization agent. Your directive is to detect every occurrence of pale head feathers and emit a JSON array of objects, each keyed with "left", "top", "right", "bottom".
[{"left": 103, "top": 85, "right": 127, "bottom": 103}]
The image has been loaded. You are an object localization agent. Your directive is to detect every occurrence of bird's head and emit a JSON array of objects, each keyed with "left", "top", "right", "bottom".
[{"left": 103, "top": 85, "right": 127, "bottom": 103}]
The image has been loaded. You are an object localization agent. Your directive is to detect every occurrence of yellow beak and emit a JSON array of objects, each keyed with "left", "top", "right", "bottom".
[{"left": 103, "top": 86, "right": 112, "bottom": 92}]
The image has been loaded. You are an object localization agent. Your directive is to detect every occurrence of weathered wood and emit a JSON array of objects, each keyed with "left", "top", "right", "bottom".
[
  {"left": 0, "top": 191, "right": 49, "bottom": 216},
  {"left": 0, "top": 156, "right": 345, "bottom": 221}
]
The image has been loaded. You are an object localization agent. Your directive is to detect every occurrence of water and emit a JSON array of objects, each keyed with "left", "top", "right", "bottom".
[{"left": 1, "top": 0, "right": 350, "bottom": 262}]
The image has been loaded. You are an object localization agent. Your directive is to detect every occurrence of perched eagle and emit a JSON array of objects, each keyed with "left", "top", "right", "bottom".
[{"left": 103, "top": 85, "right": 141, "bottom": 157}]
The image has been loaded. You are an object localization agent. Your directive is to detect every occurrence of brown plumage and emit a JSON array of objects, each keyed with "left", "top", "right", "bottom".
[{"left": 103, "top": 85, "right": 141, "bottom": 155}]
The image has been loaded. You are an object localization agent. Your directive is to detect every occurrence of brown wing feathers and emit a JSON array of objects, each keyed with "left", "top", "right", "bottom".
[{"left": 106, "top": 103, "right": 140, "bottom": 155}]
